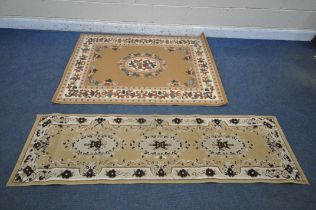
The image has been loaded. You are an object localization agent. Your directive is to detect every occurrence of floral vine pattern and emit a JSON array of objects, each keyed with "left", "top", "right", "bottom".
[
  {"left": 52, "top": 34, "right": 227, "bottom": 105},
  {"left": 8, "top": 114, "right": 307, "bottom": 185}
]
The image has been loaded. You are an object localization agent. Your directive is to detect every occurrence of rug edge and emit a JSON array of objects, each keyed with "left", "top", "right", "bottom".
[
  {"left": 200, "top": 32, "right": 228, "bottom": 105},
  {"left": 51, "top": 34, "right": 86, "bottom": 104},
  {"left": 7, "top": 178, "right": 309, "bottom": 187},
  {"left": 7, "top": 115, "right": 43, "bottom": 187},
  {"left": 271, "top": 116, "right": 309, "bottom": 185}
]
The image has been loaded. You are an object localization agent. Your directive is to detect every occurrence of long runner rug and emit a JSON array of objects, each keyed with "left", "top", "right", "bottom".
[
  {"left": 52, "top": 33, "right": 227, "bottom": 106},
  {"left": 8, "top": 114, "right": 308, "bottom": 186}
]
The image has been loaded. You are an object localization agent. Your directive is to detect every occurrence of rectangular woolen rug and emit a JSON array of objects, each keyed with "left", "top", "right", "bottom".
[
  {"left": 52, "top": 33, "right": 227, "bottom": 106},
  {"left": 8, "top": 114, "right": 308, "bottom": 186}
]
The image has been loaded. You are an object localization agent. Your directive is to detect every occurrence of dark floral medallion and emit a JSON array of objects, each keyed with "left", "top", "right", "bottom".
[
  {"left": 84, "top": 169, "right": 96, "bottom": 178},
  {"left": 178, "top": 169, "right": 190, "bottom": 178},
  {"left": 205, "top": 168, "right": 216, "bottom": 177},
  {"left": 155, "top": 119, "right": 164, "bottom": 125},
  {"left": 77, "top": 117, "right": 87, "bottom": 124},
  {"left": 213, "top": 119, "right": 221, "bottom": 125},
  {"left": 247, "top": 169, "right": 260, "bottom": 177},
  {"left": 33, "top": 140, "right": 49, "bottom": 152},
  {"left": 137, "top": 118, "right": 146, "bottom": 124},
  {"left": 114, "top": 118, "right": 122, "bottom": 124},
  {"left": 201, "top": 135, "right": 249, "bottom": 156},
  {"left": 230, "top": 119, "right": 239, "bottom": 124},
  {"left": 119, "top": 52, "right": 166, "bottom": 78},
  {"left": 60, "top": 170, "right": 73, "bottom": 179},
  {"left": 196, "top": 118, "right": 204, "bottom": 124},
  {"left": 225, "top": 167, "right": 237, "bottom": 177},
  {"left": 96, "top": 118, "right": 105, "bottom": 124},
  {"left": 157, "top": 168, "right": 166, "bottom": 177},
  {"left": 106, "top": 170, "right": 117, "bottom": 178},
  {"left": 172, "top": 118, "right": 182, "bottom": 124},
  {"left": 71, "top": 134, "right": 119, "bottom": 156},
  {"left": 23, "top": 166, "right": 34, "bottom": 177},
  {"left": 134, "top": 169, "right": 146, "bottom": 178},
  {"left": 138, "top": 133, "right": 182, "bottom": 158}
]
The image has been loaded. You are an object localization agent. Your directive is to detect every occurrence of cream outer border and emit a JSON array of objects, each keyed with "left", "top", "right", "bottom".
[
  {"left": 51, "top": 33, "right": 228, "bottom": 106},
  {"left": 7, "top": 114, "right": 309, "bottom": 187}
]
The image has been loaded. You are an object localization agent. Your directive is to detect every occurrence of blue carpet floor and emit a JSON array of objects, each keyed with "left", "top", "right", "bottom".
[{"left": 0, "top": 29, "right": 315, "bottom": 210}]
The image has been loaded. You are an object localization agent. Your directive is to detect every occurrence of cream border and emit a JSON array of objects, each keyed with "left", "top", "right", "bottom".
[
  {"left": 7, "top": 114, "right": 308, "bottom": 186},
  {"left": 200, "top": 33, "right": 228, "bottom": 105}
]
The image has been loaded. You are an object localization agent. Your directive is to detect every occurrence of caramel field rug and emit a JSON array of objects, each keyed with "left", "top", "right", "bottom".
[
  {"left": 52, "top": 33, "right": 227, "bottom": 106},
  {"left": 8, "top": 114, "right": 308, "bottom": 186}
]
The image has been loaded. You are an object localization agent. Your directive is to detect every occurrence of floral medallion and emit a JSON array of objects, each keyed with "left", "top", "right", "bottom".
[
  {"left": 69, "top": 134, "right": 119, "bottom": 156},
  {"left": 201, "top": 135, "right": 250, "bottom": 156},
  {"left": 138, "top": 132, "right": 182, "bottom": 158},
  {"left": 8, "top": 114, "right": 308, "bottom": 186},
  {"left": 119, "top": 52, "right": 166, "bottom": 78}
]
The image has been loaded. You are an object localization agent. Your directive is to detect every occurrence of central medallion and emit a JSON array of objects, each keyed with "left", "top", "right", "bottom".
[
  {"left": 138, "top": 133, "right": 182, "bottom": 158},
  {"left": 119, "top": 52, "right": 166, "bottom": 78},
  {"left": 201, "top": 135, "right": 248, "bottom": 156},
  {"left": 71, "top": 134, "right": 119, "bottom": 156}
]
